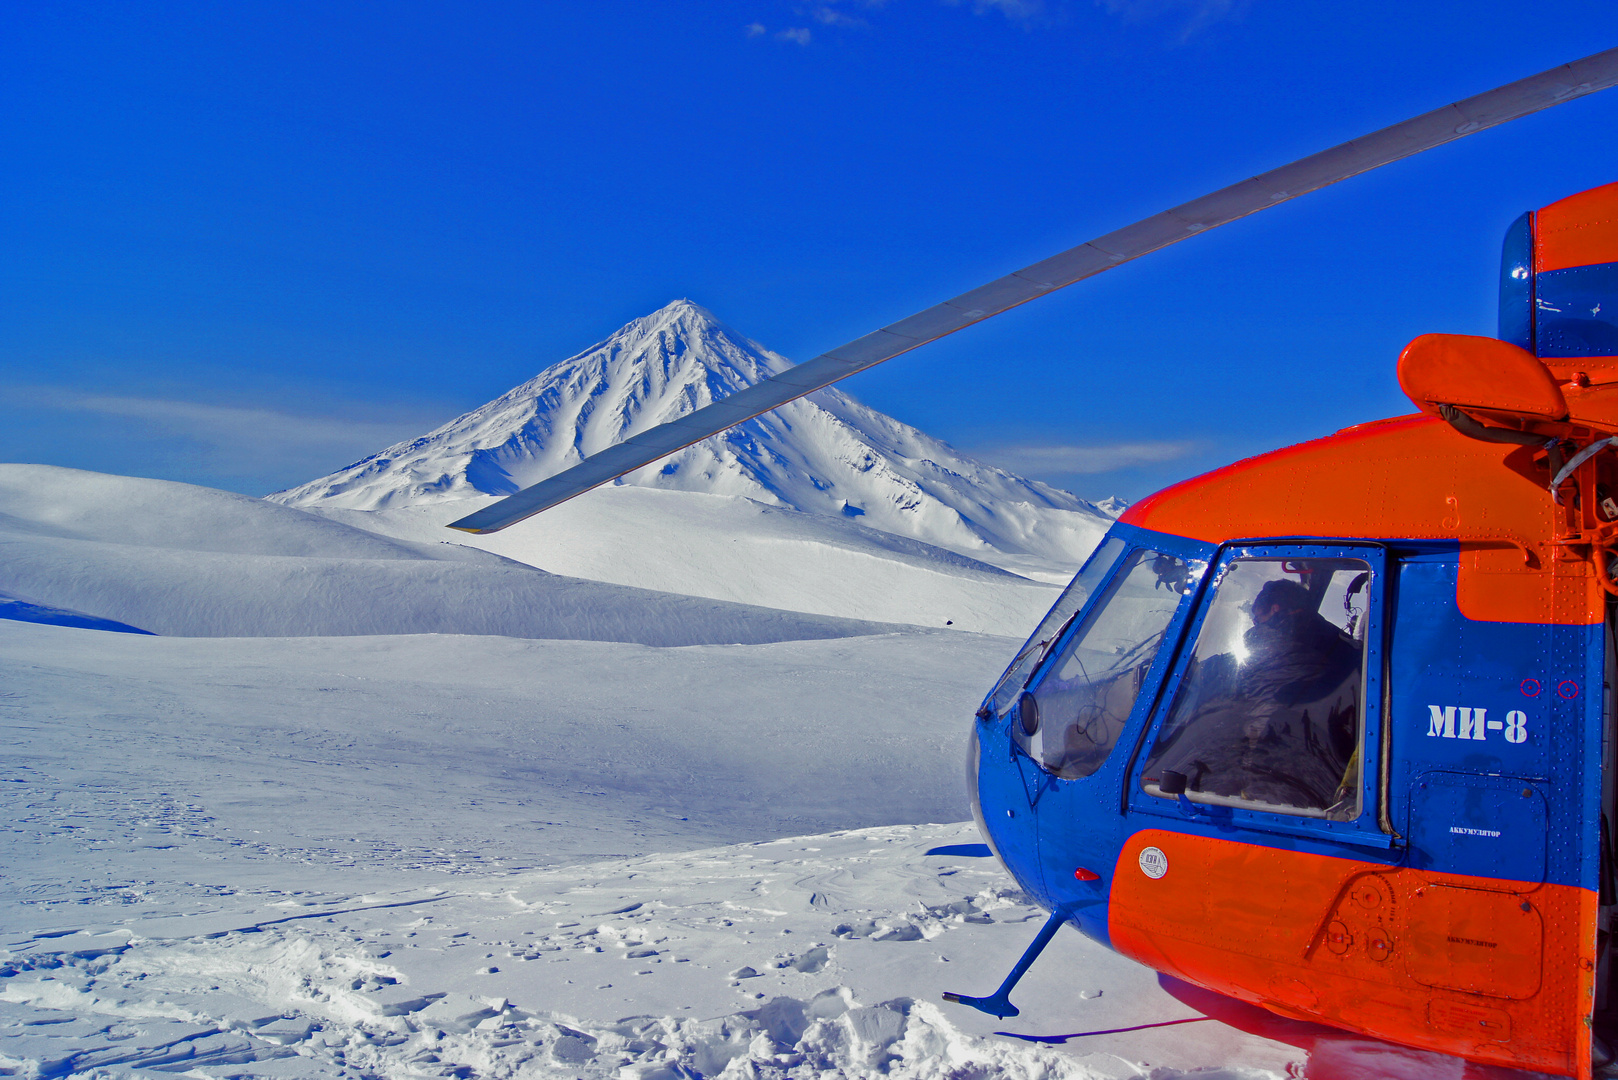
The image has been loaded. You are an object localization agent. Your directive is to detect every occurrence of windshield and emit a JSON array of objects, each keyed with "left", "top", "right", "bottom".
[
  {"left": 1012, "top": 547, "right": 1203, "bottom": 779},
  {"left": 983, "top": 536, "right": 1127, "bottom": 718}
]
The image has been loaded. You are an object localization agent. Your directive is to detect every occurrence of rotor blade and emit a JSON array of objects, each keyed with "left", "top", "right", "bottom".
[{"left": 449, "top": 47, "right": 1618, "bottom": 535}]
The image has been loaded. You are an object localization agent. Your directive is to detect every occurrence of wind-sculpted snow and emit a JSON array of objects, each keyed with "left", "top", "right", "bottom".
[
  {"left": 269, "top": 299, "right": 1112, "bottom": 567},
  {"left": 0, "top": 465, "right": 896, "bottom": 643}
]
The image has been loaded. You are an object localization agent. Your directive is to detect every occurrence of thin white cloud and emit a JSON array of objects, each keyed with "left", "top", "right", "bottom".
[
  {"left": 940, "top": 0, "right": 1047, "bottom": 24},
  {"left": 971, "top": 0, "right": 1045, "bottom": 18},
  {"left": 745, "top": 21, "right": 767, "bottom": 36},
  {"left": 974, "top": 440, "right": 1197, "bottom": 475},
  {"left": 812, "top": 5, "right": 869, "bottom": 26},
  {"left": 70, "top": 395, "right": 414, "bottom": 452},
  {"left": 768, "top": 0, "right": 1033, "bottom": 34},
  {"left": 1096, "top": 0, "right": 1248, "bottom": 38},
  {"left": 19, "top": 390, "right": 442, "bottom": 480}
]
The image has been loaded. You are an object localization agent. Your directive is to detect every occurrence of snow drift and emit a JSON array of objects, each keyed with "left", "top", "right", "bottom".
[
  {"left": 0, "top": 464, "right": 896, "bottom": 644},
  {"left": 311, "top": 486, "right": 1066, "bottom": 636}
]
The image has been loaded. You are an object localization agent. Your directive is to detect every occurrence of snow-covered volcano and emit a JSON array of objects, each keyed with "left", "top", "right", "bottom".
[{"left": 269, "top": 300, "right": 1109, "bottom": 565}]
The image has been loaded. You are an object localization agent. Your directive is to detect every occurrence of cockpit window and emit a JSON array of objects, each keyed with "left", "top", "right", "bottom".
[
  {"left": 1012, "top": 547, "right": 1202, "bottom": 779},
  {"left": 984, "top": 536, "right": 1127, "bottom": 718},
  {"left": 1141, "top": 557, "right": 1369, "bottom": 819}
]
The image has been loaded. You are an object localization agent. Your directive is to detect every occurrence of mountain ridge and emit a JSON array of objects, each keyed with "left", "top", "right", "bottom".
[{"left": 269, "top": 300, "right": 1110, "bottom": 565}]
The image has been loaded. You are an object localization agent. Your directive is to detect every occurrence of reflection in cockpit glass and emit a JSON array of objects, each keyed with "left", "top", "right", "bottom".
[
  {"left": 984, "top": 537, "right": 1127, "bottom": 718},
  {"left": 1142, "top": 557, "right": 1369, "bottom": 819},
  {"left": 1012, "top": 547, "right": 1204, "bottom": 780}
]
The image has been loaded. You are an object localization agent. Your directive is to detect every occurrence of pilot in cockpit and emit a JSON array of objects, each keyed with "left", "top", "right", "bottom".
[
  {"left": 1240, "top": 579, "right": 1360, "bottom": 722},
  {"left": 1145, "top": 567, "right": 1364, "bottom": 815}
]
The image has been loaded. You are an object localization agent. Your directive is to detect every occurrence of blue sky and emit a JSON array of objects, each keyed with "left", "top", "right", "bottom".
[{"left": 4, "top": 2, "right": 1618, "bottom": 502}]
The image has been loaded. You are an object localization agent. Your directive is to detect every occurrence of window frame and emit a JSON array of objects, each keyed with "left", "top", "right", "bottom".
[
  {"left": 1007, "top": 524, "right": 1214, "bottom": 782},
  {"left": 1125, "top": 540, "right": 1394, "bottom": 850},
  {"left": 982, "top": 535, "right": 1130, "bottom": 720}
]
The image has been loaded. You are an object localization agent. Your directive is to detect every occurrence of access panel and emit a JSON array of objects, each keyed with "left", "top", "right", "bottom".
[{"left": 1406, "top": 771, "right": 1549, "bottom": 885}]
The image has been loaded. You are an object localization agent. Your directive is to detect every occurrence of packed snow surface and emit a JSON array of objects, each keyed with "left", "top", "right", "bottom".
[
  {"left": 0, "top": 621, "right": 1501, "bottom": 1080},
  {"left": 269, "top": 300, "right": 1111, "bottom": 569}
]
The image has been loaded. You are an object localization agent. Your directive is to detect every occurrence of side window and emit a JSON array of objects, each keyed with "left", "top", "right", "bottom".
[
  {"left": 1141, "top": 557, "right": 1369, "bottom": 819},
  {"left": 1015, "top": 548, "right": 1202, "bottom": 779}
]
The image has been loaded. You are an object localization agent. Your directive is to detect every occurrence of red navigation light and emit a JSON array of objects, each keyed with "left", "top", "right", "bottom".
[{"left": 1074, "top": 867, "right": 1100, "bottom": 882}]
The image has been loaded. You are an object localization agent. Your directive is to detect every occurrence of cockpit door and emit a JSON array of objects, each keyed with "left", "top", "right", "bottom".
[{"left": 1108, "top": 544, "right": 1404, "bottom": 1042}]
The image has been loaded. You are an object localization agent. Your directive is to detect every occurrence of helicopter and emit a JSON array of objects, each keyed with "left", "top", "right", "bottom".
[{"left": 447, "top": 48, "right": 1618, "bottom": 1079}]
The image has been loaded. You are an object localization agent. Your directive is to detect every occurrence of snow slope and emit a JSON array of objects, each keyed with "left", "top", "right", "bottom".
[
  {"left": 311, "top": 486, "right": 1065, "bottom": 636},
  {"left": 0, "top": 620, "right": 1414, "bottom": 1080},
  {"left": 269, "top": 300, "right": 1111, "bottom": 568},
  {"left": 0, "top": 464, "right": 894, "bottom": 644}
]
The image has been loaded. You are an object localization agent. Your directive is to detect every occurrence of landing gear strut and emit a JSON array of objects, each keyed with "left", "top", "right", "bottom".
[{"left": 942, "top": 909, "right": 1069, "bottom": 1020}]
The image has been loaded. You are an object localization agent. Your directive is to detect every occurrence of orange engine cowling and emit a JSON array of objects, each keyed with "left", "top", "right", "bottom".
[{"left": 1396, "top": 182, "right": 1618, "bottom": 600}]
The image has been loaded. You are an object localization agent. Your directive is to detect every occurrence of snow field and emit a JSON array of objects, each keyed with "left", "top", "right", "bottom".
[
  {"left": 0, "top": 465, "right": 895, "bottom": 644},
  {"left": 0, "top": 621, "right": 1317, "bottom": 1079},
  {"left": 0, "top": 622, "right": 1013, "bottom": 898},
  {"left": 313, "top": 486, "right": 1065, "bottom": 637}
]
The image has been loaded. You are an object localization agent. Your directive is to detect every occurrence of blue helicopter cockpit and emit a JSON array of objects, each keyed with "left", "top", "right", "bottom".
[
  {"left": 958, "top": 525, "right": 1388, "bottom": 1016},
  {"left": 965, "top": 528, "right": 1212, "bottom": 911}
]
